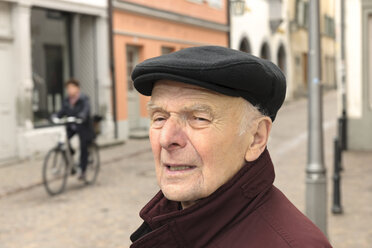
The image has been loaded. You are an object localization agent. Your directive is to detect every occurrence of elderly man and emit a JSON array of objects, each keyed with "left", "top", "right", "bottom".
[{"left": 129, "top": 46, "right": 332, "bottom": 248}]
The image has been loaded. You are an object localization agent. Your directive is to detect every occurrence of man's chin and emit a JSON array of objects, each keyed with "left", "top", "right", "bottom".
[{"left": 161, "top": 187, "right": 199, "bottom": 204}]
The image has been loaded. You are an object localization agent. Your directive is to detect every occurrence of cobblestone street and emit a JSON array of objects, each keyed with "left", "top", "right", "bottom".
[{"left": 0, "top": 91, "right": 371, "bottom": 248}]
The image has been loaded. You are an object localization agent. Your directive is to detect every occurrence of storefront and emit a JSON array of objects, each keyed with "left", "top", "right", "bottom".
[{"left": 0, "top": 0, "right": 114, "bottom": 162}]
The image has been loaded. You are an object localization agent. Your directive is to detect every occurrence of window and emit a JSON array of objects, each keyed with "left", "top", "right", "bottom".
[
  {"left": 322, "top": 56, "right": 335, "bottom": 86},
  {"left": 126, "top": 45, "right": 141, "bottom": 131},
  {"left": 324, "top": 15, "right": 335, "bottom": 38},
  {"left": 31, "top": 8, "right": 72, "bottom": 126},
  {"left": 187, "top": 0, "right": 222, "bottom": 8},
  {"left": 260, "top": 43, "right": 271, "bottom": 60},
  {"left": 0, "top": 2, "right": 12, "bottom": 38},
  {"left": 187, "top": 0, "right": 204, "bottom": 4},
  {"left": 161, "top": 46, "right": 175, "bottom": 55},
  {"left": 277, "top": 45, "right": 286, "bottom": 75},
  {"left": 295, "top": 0, "right": 309, "bottom": 29},
  {"left": 302, "top": 53, "right": 308, "bottom": 86},
  {"left": 207, "top": 0, "right": 222, "bottom": 9},
  {"left": 126, "top": 46, "right": 139, "bottom": 92},
  {"left": 239, "top": 37, "right": 251, "bottom": 53}
]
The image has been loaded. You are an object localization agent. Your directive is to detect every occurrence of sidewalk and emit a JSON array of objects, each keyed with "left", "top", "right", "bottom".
[
  {"left": 0, "top": 139, "right": 151, "bottom": 199},
  {"left": 329, "top": 150, "right": 372, "bottom": 247}
]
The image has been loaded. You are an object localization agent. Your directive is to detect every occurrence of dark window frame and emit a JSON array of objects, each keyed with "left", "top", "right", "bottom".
[{"left": 31, "top": 7, "right": 73, "bottom": 128}]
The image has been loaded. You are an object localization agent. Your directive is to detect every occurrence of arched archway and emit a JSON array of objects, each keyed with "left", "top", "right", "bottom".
[
  {"left": 260, "top": 42, "right": 271, "bottom": 60},
  {"left": 277, "top": 44, "right": 286, "bottom": 75},
  {"left": 239, "top": 37, "right": 251, "bottom": 53}
]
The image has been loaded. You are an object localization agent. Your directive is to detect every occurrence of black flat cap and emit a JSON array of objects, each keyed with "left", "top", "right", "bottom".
[{"left": 132, "top": 46, "right": 286, "bottom": 121}]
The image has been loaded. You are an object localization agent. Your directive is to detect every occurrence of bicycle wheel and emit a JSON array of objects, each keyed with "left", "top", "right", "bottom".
[
  {"left": 42, "top": 148, "right": 68, "bottom": 196},
  {"left": 84, "top": 143, "right": 100, "bottom": 184}
]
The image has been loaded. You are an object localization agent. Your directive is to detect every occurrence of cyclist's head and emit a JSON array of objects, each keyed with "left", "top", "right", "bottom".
[{"left": 65, "top": 78, "right": 80, "bottom": 98}]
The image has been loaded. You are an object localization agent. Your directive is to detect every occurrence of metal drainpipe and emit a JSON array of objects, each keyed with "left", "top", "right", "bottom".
[
  {"left": 227, "top": 0, "right": 231, "bottom": 48},
  {"left": 108, "top": 0, "right": 118, "bottom": 139}
]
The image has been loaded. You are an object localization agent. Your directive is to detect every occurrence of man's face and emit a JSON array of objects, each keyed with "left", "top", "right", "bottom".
[
  {"left": 66, "top": 84, "right": 80, "bottom": 98},
  {"left": 149, "top": 80, "right": 253, "bottom": 208}
]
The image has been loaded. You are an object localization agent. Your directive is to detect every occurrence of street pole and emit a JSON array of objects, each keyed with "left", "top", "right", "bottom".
[
  {"left": 306, "top": 0, "right": 328, "bottom": 237},
  {"left": 340, "top": 0, "right": 347, "bottom": 150}
]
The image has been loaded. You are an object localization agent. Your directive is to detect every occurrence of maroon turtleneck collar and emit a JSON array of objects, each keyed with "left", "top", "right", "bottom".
[{"left": 132, "top": 149, "right": 275, "bottom": 248}]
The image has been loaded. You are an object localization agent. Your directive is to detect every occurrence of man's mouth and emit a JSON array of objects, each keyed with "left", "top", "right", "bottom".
[{"left": 164, "top": 164, "right": 196, "bottom": 171}]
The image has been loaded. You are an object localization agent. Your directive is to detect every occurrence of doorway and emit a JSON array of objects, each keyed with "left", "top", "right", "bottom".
[
  {"left": 126, "top": 45, "right": 141, "bottom": 135},
  {"left": 239, "top": 37, "right": 251, "bottom": 53},
  {"left": 302, "top": 53, "right": 308, "bottom": 87},
  {"left": 31, "top": 8, "right": 71, "bottom": 126},
  {"left": 45, "top": 45, "right": 64, "bottom": 116},
  {"left": 260, "top": 42, "right": 271, "bottom": 60}
]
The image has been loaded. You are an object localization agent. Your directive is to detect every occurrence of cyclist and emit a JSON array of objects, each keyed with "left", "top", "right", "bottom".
[{"left": 55, "top": 78, "right": 94, "bottom": 180}]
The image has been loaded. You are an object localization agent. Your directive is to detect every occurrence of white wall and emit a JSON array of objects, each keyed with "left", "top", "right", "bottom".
[
  {"left": 59, "top": 0, "right": 107, "bottom": 8},
  {"left": 345, "top": 0, "right": 362, "bottom": 118},
  {"left": 231, "top": 0, "right": 270, "bottom": 56},
  {"left": 29, "top": 0, "right": 107, "bottom": 17},
  {"left": 230, "top": 0, "right": 291, "bottom": 98},
  {"left": 0, "top": 2, "right": 17, "bottom": 161}
]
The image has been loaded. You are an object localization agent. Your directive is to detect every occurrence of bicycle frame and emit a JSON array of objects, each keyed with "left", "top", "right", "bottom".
[
  {"left": 52, "top": 116, "right": 83, "bottom": 171},
  {"left": 43, "top": 116, "right": 100, "bottom": 195},
  {"left": 56, "top": 129, "right": 74, "bottom": 170}
]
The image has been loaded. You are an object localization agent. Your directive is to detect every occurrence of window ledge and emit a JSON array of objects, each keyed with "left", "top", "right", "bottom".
[{"left": 0, "top": 34, "right": 14, "bottom": 42}]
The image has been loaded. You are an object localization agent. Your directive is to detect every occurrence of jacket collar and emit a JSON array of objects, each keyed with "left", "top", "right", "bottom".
[{"left": 137, "top": 149, "right": 275, "bottom": 247}]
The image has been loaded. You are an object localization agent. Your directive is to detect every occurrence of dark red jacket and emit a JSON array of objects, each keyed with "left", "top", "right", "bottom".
[{"left": 130, "top": 149, "right": 332, "bottom": 248}]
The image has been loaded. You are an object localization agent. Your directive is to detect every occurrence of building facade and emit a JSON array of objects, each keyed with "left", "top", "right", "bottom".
[
  {"left": 112, "top": 0, "right": 229, "bottom": 140},
  {"left": 0, "top": 0, "right": 114, "bottom": 162},
  {"left": 337, "top": 0, "right": 372, "bottom": 150},
  {"left": 230, "top": 0, "right": 292, "bottom": 97},
  {"left": 288, "top": 0, "right": 336, "bottom": 97}
]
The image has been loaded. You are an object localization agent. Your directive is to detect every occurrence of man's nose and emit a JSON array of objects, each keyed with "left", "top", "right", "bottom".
[{"left": 159, "top": 116, "right": 187, "bottom": 151}]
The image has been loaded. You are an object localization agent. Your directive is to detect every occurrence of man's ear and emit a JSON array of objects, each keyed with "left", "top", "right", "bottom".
[{"left": 245, "top": 117, "right": 272, "bottom": 162}]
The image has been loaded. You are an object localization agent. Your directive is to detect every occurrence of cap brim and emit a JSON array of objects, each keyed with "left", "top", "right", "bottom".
[{"left": 134, "top": 73, "right": 241, "bottom": 98}]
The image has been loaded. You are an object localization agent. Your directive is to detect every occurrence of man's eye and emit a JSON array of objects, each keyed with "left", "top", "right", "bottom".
[
  {"left": 189, "top": 115, "right": 211, "bottom": 128},
  {"left": 151, "top": 115, "right": 167, "bottom": 128},
  {"left": 193, "top": 116, "right": 209, "bottom": 122},
  {"left": 154, "top": 117, "right": 166, "bottom": 122}
]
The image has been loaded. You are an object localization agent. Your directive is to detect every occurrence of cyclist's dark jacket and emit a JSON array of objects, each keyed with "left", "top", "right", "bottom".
[
  {"left": 130, "top": 149, "right": 332, "bottom": 248},
  {"left": 57, "top": 93, "right": 94, "bottom": 141}
]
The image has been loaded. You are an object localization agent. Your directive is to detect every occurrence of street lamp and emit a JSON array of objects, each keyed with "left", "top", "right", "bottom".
[{"left": 230, "top": 0, "right": 245, "bottom": 16}]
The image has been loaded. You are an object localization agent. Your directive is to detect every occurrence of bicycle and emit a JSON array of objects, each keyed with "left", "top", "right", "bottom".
[{"left": 42, "top": 116, "right": 100, "bottom": 196}]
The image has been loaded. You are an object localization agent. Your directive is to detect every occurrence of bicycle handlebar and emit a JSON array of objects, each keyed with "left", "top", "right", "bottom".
[{"left": 51, "top": 116, "right": 83, "bottom": 125}]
